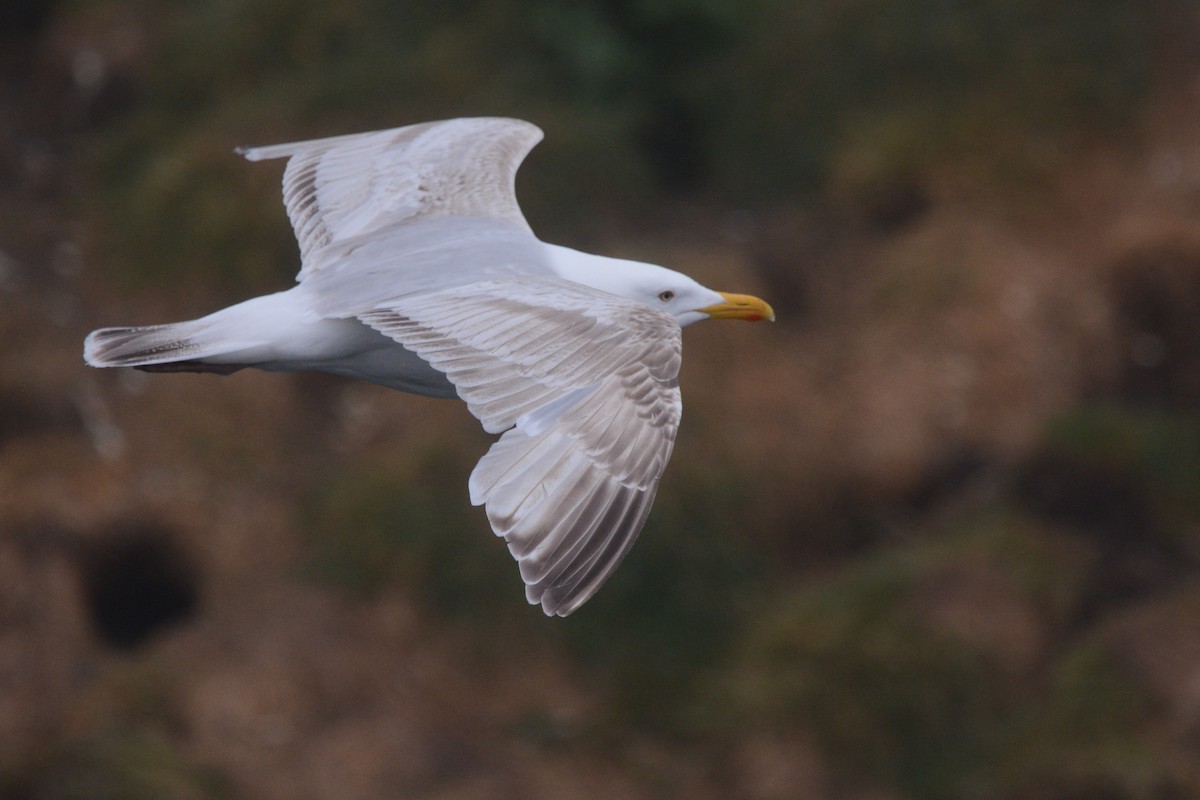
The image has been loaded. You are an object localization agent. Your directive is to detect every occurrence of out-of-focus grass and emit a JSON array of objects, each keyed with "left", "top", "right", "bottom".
[
  {"left": 707, "top": 395, "right": 1200, "bottom": 798},
  {"left": 2, "top": 728, "right": 227, "bottom": 800},
  {"left": 85, "top": 117, "right": 296, "bottom": 298},
  {"left": 555, "top": 465, "right": 764, "bottom": 732},
  {"left": 1009, "top": 639, "right": 1157, "bottom": 785},
  {"left": 301, "top": 445, "right": 523, "bottom": 620},
  {"left": 701, "top": 0, "right": 1158, "bottom": 203},
  {"left": 304, "top": 443, "right": 765, "bottom": 731},
  {"left": 720, "top": 513, "right": 1100, "bottom": 798},
  {"left": 1040, "top": 405, "right": 1200, "bottom": 541},
  {"left": 80, "top": 0, "right": 1166, "bottom": 295}
]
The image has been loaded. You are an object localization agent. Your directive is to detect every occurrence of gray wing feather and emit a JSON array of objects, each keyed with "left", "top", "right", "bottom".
[
  {"left": 239, "top": 117, "right": 544, "bottom": 278},
  {"left": 301, "top": 217, "right": 556, "bottom": 313},
  {"left": 360, "top": 277, "right": 682, "bottom": 616}
]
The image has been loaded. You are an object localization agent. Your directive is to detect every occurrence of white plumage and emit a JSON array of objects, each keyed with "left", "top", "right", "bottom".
[{"left": 84, "top": 117, "right": 773, "bottom": 616}]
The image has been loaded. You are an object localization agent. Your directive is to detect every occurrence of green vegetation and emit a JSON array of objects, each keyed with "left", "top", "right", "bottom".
[
  {"left": 1041, "top": 405, "right": 1200, "bottom": 539},
  {"left": 304, "top": 445, "right": 765, "bottom": 730},
  {"left": 84, "top": 0, "right": 1165, "bottom": 291},
  {"left": 302, "top": 445, "right": 522, "bottom": 618},
  {"left": 722, "top": 519, "right": 1066, "bottom": 798},
  {"left": 3, "top": 728, "right": 226, "bottom": 800},
  {"left": 556, "top": 469, "right": 764, "bottom": 732},
  {"left": 704, "top": 0, "right": 1155, "bottom": 200},
  {"left": 713, "top": 503, "right": 1199, "bottom": 799}
]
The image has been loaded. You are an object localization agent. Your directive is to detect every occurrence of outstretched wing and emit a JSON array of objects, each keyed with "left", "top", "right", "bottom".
[
  {"left": 239, "top": 117, "right": 543, "bottom": 279},
  {"left": 360, "top": 277, "right": 683, "bottom": 616}
]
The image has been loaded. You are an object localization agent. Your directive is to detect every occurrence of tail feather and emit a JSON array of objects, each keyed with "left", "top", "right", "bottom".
[{"left": 83, "top": 322, "right": 248, "bottom": 373}]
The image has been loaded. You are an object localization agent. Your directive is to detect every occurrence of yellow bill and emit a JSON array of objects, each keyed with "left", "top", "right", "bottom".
[{"left": 701, "top": 292, "right": 776, "bottom": 322}]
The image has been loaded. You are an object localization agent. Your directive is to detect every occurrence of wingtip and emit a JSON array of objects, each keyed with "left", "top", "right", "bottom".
[
  {"left": 527, "top": 578, "right": 595, "bottom": 618},
  {"left": 235, "top": 145, "right": 266, "bottom": 161},
  {"left": 529, "top": 589, "right": 574, "bottom": 618}
]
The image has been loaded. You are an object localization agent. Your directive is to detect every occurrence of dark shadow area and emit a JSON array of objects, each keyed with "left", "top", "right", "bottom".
[
  {"left": 1111, "top": 245, "right": 1200, "bottom": 408},
  {"left": 79, "top": 523, "right": 200, "bottom": 651}
]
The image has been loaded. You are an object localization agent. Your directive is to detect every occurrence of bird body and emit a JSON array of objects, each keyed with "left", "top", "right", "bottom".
[{"left": 84, "top": 117, "right": 773, "bottom": 616}]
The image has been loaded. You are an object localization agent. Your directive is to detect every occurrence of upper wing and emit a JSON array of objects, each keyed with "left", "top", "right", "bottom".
[
  {"left": 239, "top": 117, "right": 543, "bottom": 279},
  {"left": 360, "top": 277, "right": 682, "bottom": 616}
]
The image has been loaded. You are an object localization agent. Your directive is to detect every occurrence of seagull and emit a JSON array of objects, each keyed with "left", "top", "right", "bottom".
[{"left": 83, "top": 117, "right": 774, "bottom": 616}]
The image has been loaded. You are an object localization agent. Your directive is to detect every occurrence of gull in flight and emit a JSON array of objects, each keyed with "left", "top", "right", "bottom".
[{"left": 84, "top": 117, "right": 774, "bottom": 616}]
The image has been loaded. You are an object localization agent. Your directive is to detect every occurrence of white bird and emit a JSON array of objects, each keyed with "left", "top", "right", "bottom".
[{"left": 83, "top": 117, "right": 774, "bottom": 616}]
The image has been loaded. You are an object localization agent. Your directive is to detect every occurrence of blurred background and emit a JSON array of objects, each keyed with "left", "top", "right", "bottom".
[{"left": 2, "top": 1, "right": 1200, "bottom": 798}]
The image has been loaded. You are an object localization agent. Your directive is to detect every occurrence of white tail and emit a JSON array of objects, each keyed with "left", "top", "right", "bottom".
[
  {"left": 82, "top": 289, "right": 385, "bottom": 378},
  {"left": 83, "top": 321, "right": 251, "bottom": 374},
  {"left": 82, "top": 291, "right": 304, "bottom": 373}
]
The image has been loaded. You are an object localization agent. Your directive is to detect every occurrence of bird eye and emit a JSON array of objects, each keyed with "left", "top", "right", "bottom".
[{"left": 657, "top": 290, "right": 675, "bottom": 302}]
